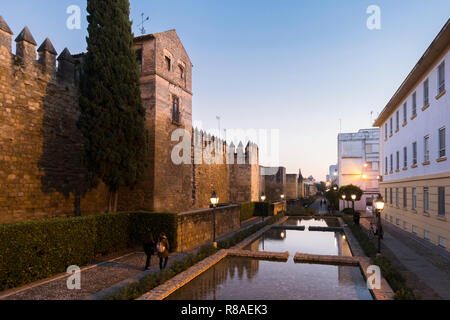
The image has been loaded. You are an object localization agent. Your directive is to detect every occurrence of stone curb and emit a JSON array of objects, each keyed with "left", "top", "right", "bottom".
[
  {"left": 228, "top": 249, "right": 289, "bottom": 262},
  {"left": 137, "top": 250, "right": 228, "bottom": 301},
  {"left": 293, "top": 253, "right": 359, "bottom": 266}
]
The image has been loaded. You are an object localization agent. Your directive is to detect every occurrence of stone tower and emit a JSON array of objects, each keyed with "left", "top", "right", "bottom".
[{"left": 118, "top": 30, "right": 193, "bottom": 212}]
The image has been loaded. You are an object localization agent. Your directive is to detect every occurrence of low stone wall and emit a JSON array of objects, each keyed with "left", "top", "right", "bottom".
[
  {"left": 177, "top": 205, "right": 240, "bottom": 253},
  {"left": 271, "top": 201, "right": 286, "bottom": 216}
]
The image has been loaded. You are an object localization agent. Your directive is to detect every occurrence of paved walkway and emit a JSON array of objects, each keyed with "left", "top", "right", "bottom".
[
  {"left": 310, "top": 197, "right": 329, "bottom": 215},
  {"left": 360, "top": 216, "right": 450, "bottom": 300},
  {"left": 0, "top": 216, "right": 264, "bottom": 300}
]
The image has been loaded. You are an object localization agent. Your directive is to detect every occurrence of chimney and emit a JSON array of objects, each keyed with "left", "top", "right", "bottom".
[
  {"left": 0, "top": 16, "right": 13, "bottom": 52},
  {"left": 37, "top": 38, "right": 57, "bottom": 72},
  {"left": 15, "top": 26, "right": 37, "bottom": 65},
  {"left": 57, "top": 48, "right": 75, "bottom": 82}
]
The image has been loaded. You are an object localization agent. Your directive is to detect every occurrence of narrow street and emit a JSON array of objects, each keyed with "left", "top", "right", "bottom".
[{"left": 310, "top": 196, "right": 329, "bottom": 215}]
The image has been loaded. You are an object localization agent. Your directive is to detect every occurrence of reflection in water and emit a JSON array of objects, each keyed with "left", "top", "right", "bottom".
[
  {"left": 245, "top": 223, "right": 352, "bottom": 257},
  {"left": 166, "top": 257, "right": 373, "bottom": 300}
]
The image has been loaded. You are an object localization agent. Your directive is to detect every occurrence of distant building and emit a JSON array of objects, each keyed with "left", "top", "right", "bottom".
[
  {"left": 285, "top": 174, "right": 299, "bottom": 200},
  {"left": 326, "top": 164, "right": 339, "bottom": 186},
  {"left": 298, "top": 169, "right": 305, "bottom": 198},
  {"left": 260, "top": 166, "right": 286, "bottom": 201},
  {"left": 304, "top": 176, "right": 318, "bottom": 197},
  {"left": 338, "top": 129, "right": 380, "bottom": 212},
  {"left": 373, "top": 20, "right": 449, "bottom": 251}
]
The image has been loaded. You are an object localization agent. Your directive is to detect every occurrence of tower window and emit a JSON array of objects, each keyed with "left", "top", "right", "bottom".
[
  {"left": 165, "top": 56, "right": 171, "bottom": 71},
  {"left": 172, "top": 96, "right": 180, "bottom": 124}
]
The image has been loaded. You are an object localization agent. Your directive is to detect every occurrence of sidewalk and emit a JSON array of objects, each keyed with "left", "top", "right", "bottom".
[
  {"left": 360, "top": 216, "right": 450, "bottom": 300},
  {"left": 0, "top": 216, "right": 265, "bottom": 300}
]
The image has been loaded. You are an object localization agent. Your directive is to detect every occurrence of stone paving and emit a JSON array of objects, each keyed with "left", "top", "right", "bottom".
[
  {"left": 294, "top": 253, "right": 358, "bottom": 266},
  {"left": 228, "top": 249, "right": 290, "bottom": 262},
  {"left": 360, "top": 217, "right": 450, "bottom": 300}
]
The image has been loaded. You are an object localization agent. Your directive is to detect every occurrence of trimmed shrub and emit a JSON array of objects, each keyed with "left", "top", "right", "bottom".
[
  {"left": 0, "top": 216, "right": 97, "bottom": 290},
  {"left": 94, "top": 212, "right": 130, "bottom": 255},
  {"left": 253, "top": 202, "right": 271, "bottom": 217},
  {"left": 240, "top": 202, "right": 255, "bottom": 221}
]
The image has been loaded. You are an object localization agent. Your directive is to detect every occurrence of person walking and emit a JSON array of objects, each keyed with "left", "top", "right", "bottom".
[
  {"left": 157, "top": 232, "right": 170, "bottom": 270},
  {"left": 143, "top": 231, "right": 155, "bottom": 271}
]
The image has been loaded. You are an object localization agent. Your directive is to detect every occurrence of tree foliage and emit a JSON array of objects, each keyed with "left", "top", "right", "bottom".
[
  {"left": 77, "top": 0, "right": 148, "bottom": 210},
  {"left": 339, "top": 185, "right": 363, "bottom": 201}
]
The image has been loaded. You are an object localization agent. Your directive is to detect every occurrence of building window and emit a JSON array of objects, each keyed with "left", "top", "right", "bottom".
[
  {"left": 438, "top": 187, "right": 445, "bottom": 217},
  {"left": 424, "top": 230, "right": 431, "bottom": 241},
  {"left": 403, "top": 103, "right": 407, "bottom": 124},
  {"left": 403, "top": 221, "right": 408, "bottom": 230},
  {"left": 385, "top": 157, "right": 388, "bottom": 174},
  {"left": 390, "top": 154, "right": 393, "bottom": 172},
  {"left": 396, "top": 188, "right": 399, "bottom": 207},
  {"left": 424, "top": 187, "right": 429, "bottom": 213},
  {"left": 390, "top": 188, "right": 393, "bottom": 205},
  {"left": 424, "top": 135, "right": 430, "bottom": 162},
  {"left": 390, "top": 215, "right": 393, "bottom": 223},
  {"left": 179, "top": 65, "right": 185, "bottom": 80},
  {"left": 438, "top": 61, "right": 445, "bottom": 94},
  {"left": 396, "top": 151, "right": 400, "bottom": 171},
  {"left": 439, "top": 127, "right": 446, "bottom": 158},
  {"left": 385, "top": 123, "right": 388, "bottom": 140},
  {"left": 403, "top": 187, "right": 407, "bottom": 208},
  {"left": 385, "top": 188, "right": 388, "bottom": 203},
  {"left": 136, "top": 48, "right": 143, "bottom": 72},
  {"left": 412, "top": 225, "right": 417, "bottom": 234},
  {"left": 403, "top": 146, "right": 408, "bottom": 168},
  {"left": 412, "top": 142, "right": 417, "bottom": 165},
  {"left": 396, "top": 111, "right": 399, "bottom": 131},
  {"left": 412, "top": 188, "right": 417, "bottom": 210},
  {"left": 412, "top": 92, "right": 417, "bottom": 116},
  {"left": 424, "top": 78, "right": 429, "bottom": 106},
  {"left": 396, "top": 218, "right": 400, "bottom": 226},
  {"left": 390, "top": 118, "right": 393, "bottom": 135},
  {"left": 172, "top": 96, "right": 180, "bottom": 124},
  {"left": 439, "top": 237, "right": 447, "bottom": 248},
  {"left": 165, "top": 56, "right": 171, "bottom": 71}
]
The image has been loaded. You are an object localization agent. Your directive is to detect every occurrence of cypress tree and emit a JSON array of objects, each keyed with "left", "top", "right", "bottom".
[{"left": 78, "top": 0, "right": 148, "bottom": 212}]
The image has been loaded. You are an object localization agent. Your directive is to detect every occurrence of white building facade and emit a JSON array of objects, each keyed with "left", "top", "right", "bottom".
[
  {"left": 374, "top": 20, "right": 449, "bottom": 251},
  {"left": 338, "top": 129, "right": 380, "bottom": 213}
]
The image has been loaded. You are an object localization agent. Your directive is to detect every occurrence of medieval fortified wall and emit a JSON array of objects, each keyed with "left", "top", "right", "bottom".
[{"left": 0, "top": 19, "right": 260, "bottom": 223}]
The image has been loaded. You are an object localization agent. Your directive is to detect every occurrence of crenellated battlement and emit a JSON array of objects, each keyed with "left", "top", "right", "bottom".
[
  {"left": 0, "top": 16, "right": 79, "bottom": 84},
  {"left": 192, "top": 127, "right": 259, "bottom": 166}
]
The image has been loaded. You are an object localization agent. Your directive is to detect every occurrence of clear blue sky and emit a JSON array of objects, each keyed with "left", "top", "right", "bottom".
[{"left": 2, "top": 1, "right": 449, "bottom": 181}]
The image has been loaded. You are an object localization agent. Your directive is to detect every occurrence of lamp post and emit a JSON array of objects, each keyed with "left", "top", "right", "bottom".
[
  {"left": 351, "top": 194, "right": 357, "bottom": 212},
  {"left": 281, "top": 194, "right": 285, "bottom": 212},
  {"left": 342, "top": 194, "right": 346, "bottom": 209},
  {"left": 375, "top": 195, "right": 385, "bottom": 254},
  {"left": 261, "top": 193, "right": 266, "bottom": 222},
  {"left": 210, "top": 191, "right": 219, "bottom": 247}
]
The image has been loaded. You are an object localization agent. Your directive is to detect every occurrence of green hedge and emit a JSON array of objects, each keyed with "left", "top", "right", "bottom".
[
  {"left": 0, "top": 212, "right": 178, "bottom": 291},
  {"left": 253, "top": 202, "right": 271, "bottom": 217},
  {"left": 240, "top": 202, "right": 255, "bottom": 221}
]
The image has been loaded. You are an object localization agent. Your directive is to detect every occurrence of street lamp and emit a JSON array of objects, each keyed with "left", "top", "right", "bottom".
[
  {"left": 342, "top": 194, "right": 346, "bottom": 209},
  {"left": 351, "top": 194, "right": 357, "bottom": 213},
  {"left": 260, "top": 193, "right": 267, "bottom": 222},
  {"left": 374, "top": 195, "right": 385, "bottom": 254},
  {"left": 210, "top": 191, "right": 219, "bottom": 246}
]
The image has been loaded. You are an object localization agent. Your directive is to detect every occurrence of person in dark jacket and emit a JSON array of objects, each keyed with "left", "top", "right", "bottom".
[
  {"left": 157, "top": 232, "right": 170, "bottom": 270},
  {"left": 143, "top": 232, "right": 155, "bottom": 270}
]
